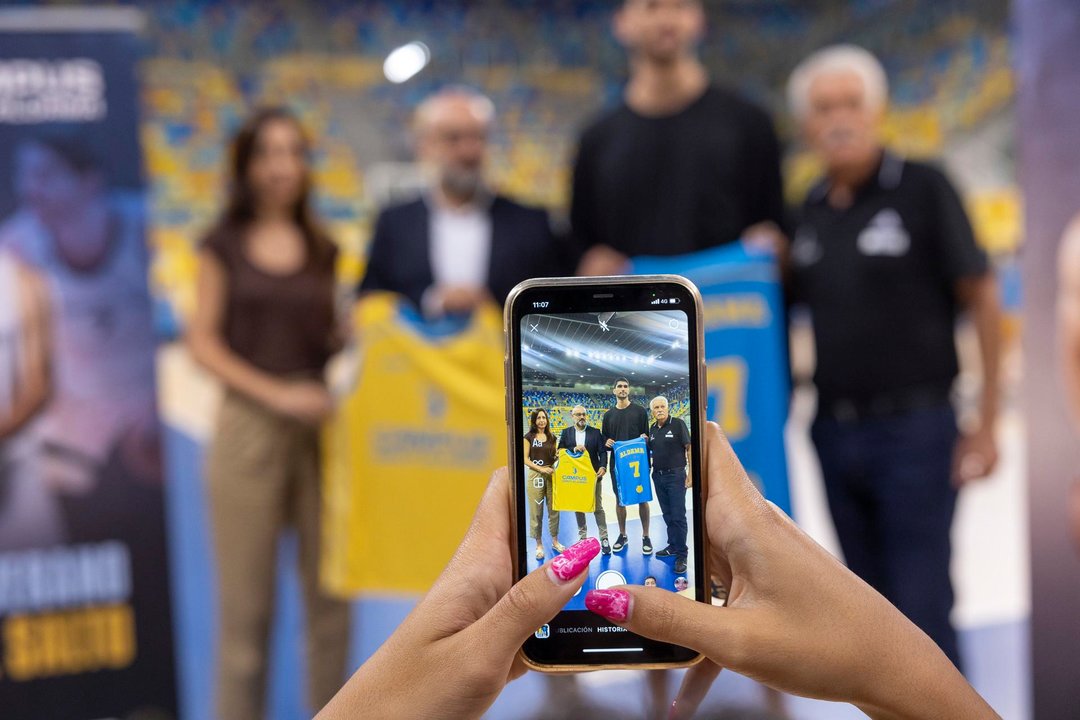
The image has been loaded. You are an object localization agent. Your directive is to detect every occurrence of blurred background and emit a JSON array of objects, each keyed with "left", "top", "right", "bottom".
[{"left": 3, "top": 1, "right": 1077, "bottom": 719}]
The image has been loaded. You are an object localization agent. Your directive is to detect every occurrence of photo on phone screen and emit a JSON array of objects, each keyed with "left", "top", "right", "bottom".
[
  {"left": 509, "top": 281, "right": 705, "bottom": 668},
  {"left": 521, "top": 309, "right": 697, "bottom": 599}
]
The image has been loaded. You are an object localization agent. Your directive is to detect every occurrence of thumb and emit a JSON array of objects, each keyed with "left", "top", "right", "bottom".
[
  {"left": 466, "top": 538, "right": 601, "bottom": 658},
  {"left": 584, "top": 585, "right": 748, "bottom": 668}
]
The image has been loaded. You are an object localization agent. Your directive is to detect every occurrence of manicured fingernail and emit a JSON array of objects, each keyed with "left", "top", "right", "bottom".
[
  {"left": 665, "top": 699, "right": 691, "bottom": 720},
  {"left": 585, "top": 588, "right": 631, "bottom": 622},
  {"left": 548, "top": 537, "right": 600, "bottom": 583}
]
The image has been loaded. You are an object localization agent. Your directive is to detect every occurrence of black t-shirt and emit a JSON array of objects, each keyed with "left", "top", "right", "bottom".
[
  {"left": 649, "top": 417, "right": 691, "bottom": 471},
  {"left": 602, "top": 403, "right": 650, "bottom": 443},
  {"left": 789, "top": 152, "right": 989, "bottom": 404},
  {"left": 570, "top": 85, "right": 785, "bottom": 260}
]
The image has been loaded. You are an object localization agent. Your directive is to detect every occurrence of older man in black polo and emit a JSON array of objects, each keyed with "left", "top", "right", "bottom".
[
  {"left": 648, "top": 396, "right": 690, "bottom": 575},
  {"left": 786, "top": 44, "right": 1002, "bottom": 670}
]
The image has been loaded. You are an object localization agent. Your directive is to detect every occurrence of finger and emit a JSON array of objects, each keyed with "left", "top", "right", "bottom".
[
  {"left": 452, "top": 467, "right": 513, "bottom": 558},
  {"left": 671, "top": 660, "right": 724, "bottom": 720},
  {"left": 465, "top": 537, "right": 601, "bottom": 658},
  {"left": 427, "top": 468, "right": 513, "bottom": 607},
  {"left": 702, "top": 422, "right": 761, "bottom": 509},
  {"left": 584, "top": 585, "right": 748, "bottom": 668}
]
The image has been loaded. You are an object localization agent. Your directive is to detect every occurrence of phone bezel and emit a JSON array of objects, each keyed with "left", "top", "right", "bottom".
[{"left": 504, "top": 275, "right": 708, "bottom": 672}]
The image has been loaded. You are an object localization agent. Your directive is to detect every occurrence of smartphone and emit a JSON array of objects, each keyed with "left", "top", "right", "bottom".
[{"left": 504, "top": 275, "right": 707, "bottom": 671}]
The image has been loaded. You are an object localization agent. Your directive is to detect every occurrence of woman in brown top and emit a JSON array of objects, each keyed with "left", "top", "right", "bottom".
[
  {"left": 523, "top": 408, "right": 565, "bottom": 560},
  {"left": 186, "top": 107, "right": 349, "bottom": 719}
]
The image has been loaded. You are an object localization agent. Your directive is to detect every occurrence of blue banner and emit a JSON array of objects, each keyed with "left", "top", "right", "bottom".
[
  {"left": 631, "top": 242, "right": 792, "bottom": 514},
  {"left": 0, "top": 10, "right": 178, "bottom": 718}
]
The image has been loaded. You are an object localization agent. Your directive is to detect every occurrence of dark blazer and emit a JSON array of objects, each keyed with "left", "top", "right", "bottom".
[
  {"left": 557, "top": 425, "right": 607, "bottom": 473},
  {"left": 359, "top": 195, "right": 566, "bottom": 310}
]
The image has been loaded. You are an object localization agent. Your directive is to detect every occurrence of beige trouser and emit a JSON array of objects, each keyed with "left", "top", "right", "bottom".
[
  {"left": 575, "top": 476, "right": 608, "bottom": 541},
  {"left": 206, "top": 391, "right": 350, "bottom": 719},
  {"left": 526, "top": 468, "right": 560, "bottom": 542}
]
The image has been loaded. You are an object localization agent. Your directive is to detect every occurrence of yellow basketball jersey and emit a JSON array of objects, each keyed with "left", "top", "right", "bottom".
[
  {"left": 321, "top": 293, "right": 505, "bottom": 595},
  {"left": 552, "top": 449, "right": 596, "bottom": 513}
]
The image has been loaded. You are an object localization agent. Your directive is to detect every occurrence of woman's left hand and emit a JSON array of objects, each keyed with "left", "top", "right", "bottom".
[{"left": 318, "top": 468, "right": 599, "bottom": 719}]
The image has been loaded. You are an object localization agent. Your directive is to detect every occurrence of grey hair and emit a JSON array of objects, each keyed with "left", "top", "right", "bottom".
[
  {"left": 650, "top": 396, "right": 669, "bottom": 408},
  {"left": 787, "top": 44, "right": 888, "bottom": 120},
  {"left": 414, "top": 85, "right": 495, "bottom": 131}
]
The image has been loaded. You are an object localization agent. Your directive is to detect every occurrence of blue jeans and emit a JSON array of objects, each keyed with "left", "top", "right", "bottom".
[
  {"left": 654, "top": 467, "right": 688, "bottom": 558},
  {"left": 811, "top": 404, "right": 961, "bottom": 669}
]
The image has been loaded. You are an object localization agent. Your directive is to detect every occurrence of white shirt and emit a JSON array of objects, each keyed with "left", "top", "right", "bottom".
[
  {"left": 575, "top": 428, "right": 586, "bottom": 448},
  {"left": 423, "top": 193, "right": 492, "bottom": 316}
]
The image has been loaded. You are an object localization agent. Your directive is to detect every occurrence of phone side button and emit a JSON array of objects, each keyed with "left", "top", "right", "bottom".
[{"left": 504, "top": 362, "right": 512, "bottom": 426}]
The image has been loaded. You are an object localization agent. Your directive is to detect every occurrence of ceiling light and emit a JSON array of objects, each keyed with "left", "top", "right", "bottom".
[{"left": 383, "top": 41, "right": 430, "bottom": 84}]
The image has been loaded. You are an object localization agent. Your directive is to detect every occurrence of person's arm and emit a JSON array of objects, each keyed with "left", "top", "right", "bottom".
[
  {"left": 571, "top": 129, "right": 630, "bottom": 276},
  {"left": 933, "top": 168, "right": 1001, "bottom": 484},
  {"left": 358, "top": 210, "right": 392, "bottom": 296},
  {"left": 584, "top": 425, "right": 1000, "bottom": 720},
  {"left": 0, "top": 264, "right": 51, "bottom": 439},
  {"left": 319, "top": 425, "right": 999, "bottom": 720},
  {"left": 743, "top": 105, "right": 787, "bottom": 237},
  {"left": 186, "top": 249, "right": 330, "bottom": 424},
  {"left": 593, "top": 430, "right": 607, "bottom": 476},
  {"left": 318, "top": 471, "right": 598, "bottom": 719},
  {"left": 1058, "top": 214, "right": 1080, "bottom": 434},
  {"left": 954, "top": 273, "right": 1002, "bottom": 482}
]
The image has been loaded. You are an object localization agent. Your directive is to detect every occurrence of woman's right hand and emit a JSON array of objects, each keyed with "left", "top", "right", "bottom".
[
  {"left": 585, "top": 423, "right": 1000, "bottom": 720},
  {"left": 270, "top": 380, "right": 334, "bottom": 424}
]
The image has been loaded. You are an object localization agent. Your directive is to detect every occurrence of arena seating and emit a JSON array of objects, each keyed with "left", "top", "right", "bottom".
[
  {"left": 522, "top": 384, "right": 690, "bottom": 435},
  {"left": 139, "top": 0, "right": 1014, "bottom": 321}
]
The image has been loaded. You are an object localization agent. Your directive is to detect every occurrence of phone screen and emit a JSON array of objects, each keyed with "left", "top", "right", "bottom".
[{"left": 507, "top": 278, "right": 705, "bottom": 667}]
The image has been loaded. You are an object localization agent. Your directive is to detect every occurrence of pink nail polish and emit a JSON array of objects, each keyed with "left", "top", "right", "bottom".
[
  {"left": 585, "top": 588, "right": 630, "bottom": 622},
  {"left": 549, "top": 537, "right": 600, "bottom": 582}
]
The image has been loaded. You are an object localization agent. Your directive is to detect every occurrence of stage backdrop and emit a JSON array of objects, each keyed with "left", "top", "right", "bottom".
[
  {"left": 1015, "top": 1, "right": 1080, "bottom": 717},
  {"left": 0, "top": 9, "right": 177, "bottom": 719}
]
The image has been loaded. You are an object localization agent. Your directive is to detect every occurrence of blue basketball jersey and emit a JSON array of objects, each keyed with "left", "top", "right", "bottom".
[
  {"left": 613, "top": 437, "right": 653, "bottom": 505},
  {"left": 630, "top": 242, "right": 792, "bottom": 514}
]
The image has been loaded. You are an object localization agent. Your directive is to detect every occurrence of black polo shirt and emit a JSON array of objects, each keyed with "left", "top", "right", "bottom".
[
  {"left": 790, "top": 151, "right": 989, "bottom": 405},
  {"left": 649, "top": 417, "right": 691, "bottom": 472}
]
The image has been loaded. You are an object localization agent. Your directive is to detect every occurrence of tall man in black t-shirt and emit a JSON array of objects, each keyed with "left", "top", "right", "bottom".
[
  {"left": 786, "top": 45, "right": 1002, "bottom": 670},
  {"left": 571, "top": 0, "right": 785, "bottom": 275},
  {"left": 601, "top": 378, "right": 651, "bottom": 554}
]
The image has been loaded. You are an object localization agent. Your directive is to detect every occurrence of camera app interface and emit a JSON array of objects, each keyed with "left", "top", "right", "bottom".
[{"left": 520, "top": 309, "right": 697, "bottom": 611}]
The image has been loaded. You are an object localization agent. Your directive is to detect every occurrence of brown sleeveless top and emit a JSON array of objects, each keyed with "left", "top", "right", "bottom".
[
  {"left": 526, "top": 433, "right": 556, "bottom": 468},
  {"left": 203, "top": 229, "right": 337, "bottom": 377}
]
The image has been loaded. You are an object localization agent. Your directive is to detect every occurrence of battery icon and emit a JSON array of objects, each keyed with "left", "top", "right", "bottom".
[{"left": 670, "top": 298, "right": 681, "bottom": 304}]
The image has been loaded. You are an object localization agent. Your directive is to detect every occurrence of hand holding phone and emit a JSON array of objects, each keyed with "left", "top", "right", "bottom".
[
  {"left": 321, "top": 423, "right": 998, "bottom": 720},
  {"left": 505, "top": 275, "right": 708, "bottom": 670}
]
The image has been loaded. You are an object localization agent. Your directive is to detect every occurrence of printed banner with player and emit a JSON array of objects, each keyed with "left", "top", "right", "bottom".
[
  {"left": 631, "top": 242, "right": 792, "bottom": 514},
  {"left": 0, "top": 12, "right": 178, "bottom": 718},
  {"left": 613, "top": 437, "right": 653, "bottom": 505},
  {"left": 551, "top": 449, "right": 596, "bottom": 512},
  {"left": 321, "top": 293, "right": 505, "bottom": 594}
]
